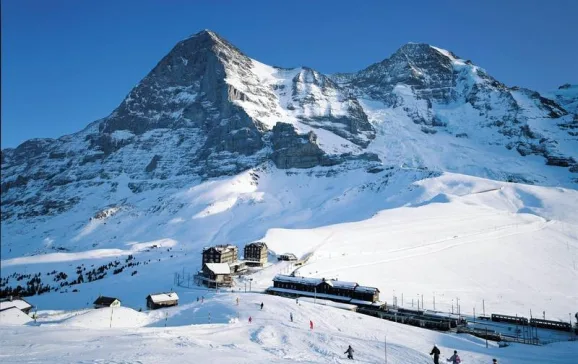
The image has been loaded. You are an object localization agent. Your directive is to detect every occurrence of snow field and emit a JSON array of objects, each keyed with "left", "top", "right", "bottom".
[{"left": 1, "top": 293, "right": 576, "bottom": 363}]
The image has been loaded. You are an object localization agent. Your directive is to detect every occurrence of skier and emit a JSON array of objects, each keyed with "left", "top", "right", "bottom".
[
  {"left": 296, "top": 298, "right": 299, "bottom": 304},
  {"left": 344, "top": 345, "right": 354, "bottom": 360},
  {"left": 446, "top": 350, "right": 461, "bottom": 364},
  {"left": 196, "top": 296, "right": 199, "bottom": 302},
  {"left": 248, "top": 316, "right": 252, "bottom": 323},
  {"left": 260, "top": 302, "right": 264, "bottom": 310},
  {"left": 201, "top": 296, "right": 204, "bottom": 303},
  {"left": 236, "top": 297, "right": 239, "bottom": 306},
  {"left": 310, "top": 320, "right": 314, "bottom": 330},
  {"left": 290, "top": 312, "right": 293, "bottom": 322},
  {"left": 430, "top": 344, "right": 441, "bottom": 364}
]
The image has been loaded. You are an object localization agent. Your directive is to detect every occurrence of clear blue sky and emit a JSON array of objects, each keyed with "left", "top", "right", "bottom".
[{"left": 2, "top": 0, "right": 577, "bottom": 148}]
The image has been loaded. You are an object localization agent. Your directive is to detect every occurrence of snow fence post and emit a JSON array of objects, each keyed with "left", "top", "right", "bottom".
[{"left": 384, "top": 335, "right": 387, "bottom": 364}]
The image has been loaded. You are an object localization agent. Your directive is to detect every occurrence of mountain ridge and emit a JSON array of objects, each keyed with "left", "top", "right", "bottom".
[{"left": 1, "top": 29, "right": 577, "bottom": 227}]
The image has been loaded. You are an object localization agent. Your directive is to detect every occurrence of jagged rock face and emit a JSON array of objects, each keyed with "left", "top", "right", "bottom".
[
  {"left": 547, "top": 84, "right": 578, "bottom": 115},
  {"left": 348, "top": 43, "right": 459, "bottom": 103},
  {"left": 101, "top": 31, "right": 264, "bottom": 157},
  {"left": 2, "top": 31, "right": 577, "bottom": 224},
  {"left": 271, "top": 123, "right": 329, "bottom": 169},
  {"left": 288, "top": 68, "right": 374, "bottom": 147}
]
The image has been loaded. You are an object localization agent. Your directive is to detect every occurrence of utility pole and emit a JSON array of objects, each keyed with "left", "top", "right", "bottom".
[
  {"left": 421, "top": 294, "right": 423, "bottom": 310},
  {"left": 456, "top": 297, "right": 460, "bottom": 318}
]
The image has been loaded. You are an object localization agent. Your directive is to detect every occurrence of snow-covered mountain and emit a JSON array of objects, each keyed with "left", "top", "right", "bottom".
[
  {"left": 1, "top": 30, "right": 577, "bottom": 323},
  {"left": 2, "top": 32, "right": 576, "bottom": 222}
]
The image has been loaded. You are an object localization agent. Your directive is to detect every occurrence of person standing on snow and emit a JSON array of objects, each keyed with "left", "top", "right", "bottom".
[
  {"left": 309, "top": 320, "right": 314, "bottom": 330},
  {"left": 344, "top": 345, "right": 354, "bottom": 360},
  {"left": 290, "top": 312, "right": 293, "bottom": 322},
  {"left": 260, "top": 302, "right": 264, "bottom": 310},
  {"left": 430, "top": 344, "right": 441, "bottom": 364},
  {"left": 248, "top": 316, "right": 252, "bottom": 323},
  {"left": 447, "top": 350, "right": 461, "bottom": 364}
]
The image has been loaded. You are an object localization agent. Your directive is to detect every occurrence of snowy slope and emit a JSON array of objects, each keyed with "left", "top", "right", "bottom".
[
  {"left": 1, "top": 293, "right": 577, "bottom": 363},
  {"left": 1, "top": 169, "right": 576, "bottom": 322}
]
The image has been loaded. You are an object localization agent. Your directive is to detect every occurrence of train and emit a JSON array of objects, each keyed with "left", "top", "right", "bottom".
[
  {"left": 491, "top": 313, "right": 529, "bottom": 326},
  {"left": 491, "top": 314, "right": 574, "bottom": 333},
  {"left": 529, "top": 318, "right": 572, "bottom": 332}
]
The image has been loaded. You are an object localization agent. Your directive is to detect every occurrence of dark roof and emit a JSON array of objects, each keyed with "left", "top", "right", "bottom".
[
  {"left": 93, "top": 296, "right": 119, "bottom": 305},
  {"left": 273, "top": 275, "right": 380, "bottom": 294},
  {"left": 203, "top": 245, "right": 237, "bottom": 254},
  {"left": 246, "top": 242, "right": 267, "bottom": 249}
]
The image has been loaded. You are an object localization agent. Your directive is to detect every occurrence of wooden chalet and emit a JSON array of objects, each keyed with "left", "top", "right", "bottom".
[
  {"left": 197, "top": 263, "right": 233, "bottom": 288},
  {"left": 202, "top": 245, "right": 238, "bottom": 265},
  {"left": 0, "top": 296, "right": 33, "bottom": 314},
  {"left": 268, "top": 275, "right": 380, "bottom": 304},
  {"left": 244, "top": 242, "right": 268, "bottom": 267},
  {"left": 93, "top": 296, "right": 121, "bottom": 309},
  {"left": 146, "top": 292, "right": 179, "bottom": 310}
]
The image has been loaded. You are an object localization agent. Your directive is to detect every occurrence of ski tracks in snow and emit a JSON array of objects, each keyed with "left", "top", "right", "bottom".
[{"left": 315, "top": 218, "right": 549, "bottom": 275}]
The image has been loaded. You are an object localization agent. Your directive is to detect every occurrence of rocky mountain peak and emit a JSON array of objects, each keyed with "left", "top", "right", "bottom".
[
  {"left": 343, "top": 42, "right": 460, "bottom": 103},
  {"left": 99, "top": 29, "right": 254, "bottom": 136},
  {"left": 393, "top": 42, "right": 457, "bottom": 61}
]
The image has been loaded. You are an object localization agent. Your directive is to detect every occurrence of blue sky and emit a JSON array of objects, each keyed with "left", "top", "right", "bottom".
[{"left": 2, "top": 0, "right": 577, "bottom": 148}]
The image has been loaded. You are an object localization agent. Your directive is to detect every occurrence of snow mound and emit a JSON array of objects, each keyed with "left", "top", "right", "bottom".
[
  {"left": 0, "top": 307, "right": 32, "bottom": 326},
  {"left": 59, "top": 306, "right": 149, "bottom": 328}
]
